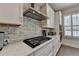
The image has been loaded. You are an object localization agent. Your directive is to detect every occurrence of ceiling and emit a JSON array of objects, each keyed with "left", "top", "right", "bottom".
[{"left": 49, "top": 3, "right": 79, "bottom": 11}]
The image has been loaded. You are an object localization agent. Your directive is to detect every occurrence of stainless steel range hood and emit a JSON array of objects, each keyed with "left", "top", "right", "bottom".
[{"left": 23, "top": 7, "right": 47, "bottom": 21}]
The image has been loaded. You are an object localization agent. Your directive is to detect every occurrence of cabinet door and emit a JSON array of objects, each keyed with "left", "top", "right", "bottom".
[
  {"left": 53, "top": 36, "right": 61, "bottom": 56},
  {"left": 53, "top": 42, "right": 61, "bottom": 56},
  {"left": 40, "top": 4, "right": 55, "bottom": 28},
  {"left": 19, "top": 3, "right": 23, "bottom": 25},
  {"left": 34, "top": 42, "right": 53, "bottom": 56},
  {"left": 51, "top": 9, "right": 55, "bottom": 28},
  {"left": 47, "top": 4, "right": 55, "bottom": 28},
  {"left": 47, "top": 4, "right": 52, "bottom": 27},
  {"left": 0, "top": 4, "right": 22, "bottom": 25}
]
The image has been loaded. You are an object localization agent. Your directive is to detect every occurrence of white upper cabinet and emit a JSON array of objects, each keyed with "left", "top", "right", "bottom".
[
  {"left": 47, "top": 4, "right": 55, "bottom": 28},
  {"left": 0, "top": 3, "right": 23, "bottom": 25},
  {"left": 40, "top": 4, "right": 55, "bottom": 28}
]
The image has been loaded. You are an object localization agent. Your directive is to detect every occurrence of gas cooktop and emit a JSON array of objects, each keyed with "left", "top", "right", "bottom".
[{"left": 23, "top": 36, "right": 51, "bottom": 48}]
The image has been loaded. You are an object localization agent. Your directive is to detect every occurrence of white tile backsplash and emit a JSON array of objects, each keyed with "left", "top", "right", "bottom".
[{"left": 0, "top": 17, "right": 42, "bottom": 43}]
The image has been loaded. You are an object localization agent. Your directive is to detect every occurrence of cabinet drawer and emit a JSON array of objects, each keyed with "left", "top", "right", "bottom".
[{"left": 34, "top": 42, "right": 53, "bottom": 56}]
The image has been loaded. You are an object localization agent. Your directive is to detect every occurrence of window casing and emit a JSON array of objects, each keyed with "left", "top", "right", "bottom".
[{"left": 64, "top": 13, "right": 79, "bottom": 38}]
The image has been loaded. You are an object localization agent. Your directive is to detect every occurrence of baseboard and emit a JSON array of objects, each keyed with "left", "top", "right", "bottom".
[{"left": 62, "top": 39, "right": 79, "bottom": 49}]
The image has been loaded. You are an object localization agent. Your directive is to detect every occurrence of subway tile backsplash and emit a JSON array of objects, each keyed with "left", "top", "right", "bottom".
[{"left": 0, "top": 17, "right": 42, "bottom": 43}]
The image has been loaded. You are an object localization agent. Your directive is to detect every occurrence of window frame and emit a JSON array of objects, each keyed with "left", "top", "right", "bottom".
[{"left": 63, "top": 13, "right": 79, "bottom": 39}]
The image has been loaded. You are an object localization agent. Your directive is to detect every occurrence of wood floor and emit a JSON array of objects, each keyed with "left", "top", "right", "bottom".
[{"left": 57, "top": 45, "right": 79, "bottom": 56}]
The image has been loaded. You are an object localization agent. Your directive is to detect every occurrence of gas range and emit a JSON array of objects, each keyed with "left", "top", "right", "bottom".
[{"left": 23, "top": 36, "right": 51, "bottom": 48}]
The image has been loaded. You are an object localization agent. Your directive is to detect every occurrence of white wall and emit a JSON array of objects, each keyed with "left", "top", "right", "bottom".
[{"left": 62, "top": 39, "right": 79, "bottom": 49}]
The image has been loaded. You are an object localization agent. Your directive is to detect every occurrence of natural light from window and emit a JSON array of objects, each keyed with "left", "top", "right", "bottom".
[{"left": 64, "top": 14, "right": 79, "bottom": 37}]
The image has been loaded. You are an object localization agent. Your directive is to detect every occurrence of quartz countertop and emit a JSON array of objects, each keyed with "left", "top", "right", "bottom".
[
  {"left": 0, "top": 35, "right": 57, "bottom": 56},
  {"left": 0, "top": 41, "right": 32, "bottom": 56}
]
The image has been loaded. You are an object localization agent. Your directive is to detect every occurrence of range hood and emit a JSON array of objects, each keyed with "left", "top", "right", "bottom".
[{"left": 23, "top": 7, "right": 47, "bottom": 21}]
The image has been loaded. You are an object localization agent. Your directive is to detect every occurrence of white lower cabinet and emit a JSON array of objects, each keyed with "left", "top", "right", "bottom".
[
  {"left": 53, "top": 37, "right": 61, "bottom": 56},
  {"left": 28, "top": 36, "right": 61, "bottom": 56},
  {"left": 53, "top": 42, "right": 61, "bottom": 56},
  {"left": 34, "top": 41, "right": 53, "bottom": 56}
]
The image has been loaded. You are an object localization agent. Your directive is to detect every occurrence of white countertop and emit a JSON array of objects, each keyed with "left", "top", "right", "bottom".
[
  {"left": 0, "top": 41, "right": 32, "bottom": 56},
  {"left": 0, "top": 35, "right": 57, "bottom": 56}
]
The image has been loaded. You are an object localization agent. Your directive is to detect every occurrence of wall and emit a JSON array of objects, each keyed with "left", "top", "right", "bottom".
[
  {"left": 62, "top": 39, "right": 79, "bottom": 49},
  {"left": 0, "top": 17, "right": 42, "bottom": 43}
]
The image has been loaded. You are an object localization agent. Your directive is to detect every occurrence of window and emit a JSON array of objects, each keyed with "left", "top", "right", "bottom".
[
  {"left": 64, "top": 15, "right": 71, "bottom": 36},
  {"left": 64, "top": 14, "right": 79, "bottom": 37},
  {"left": 72, "top": 14, "right": 79, "bottom": 37}
]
